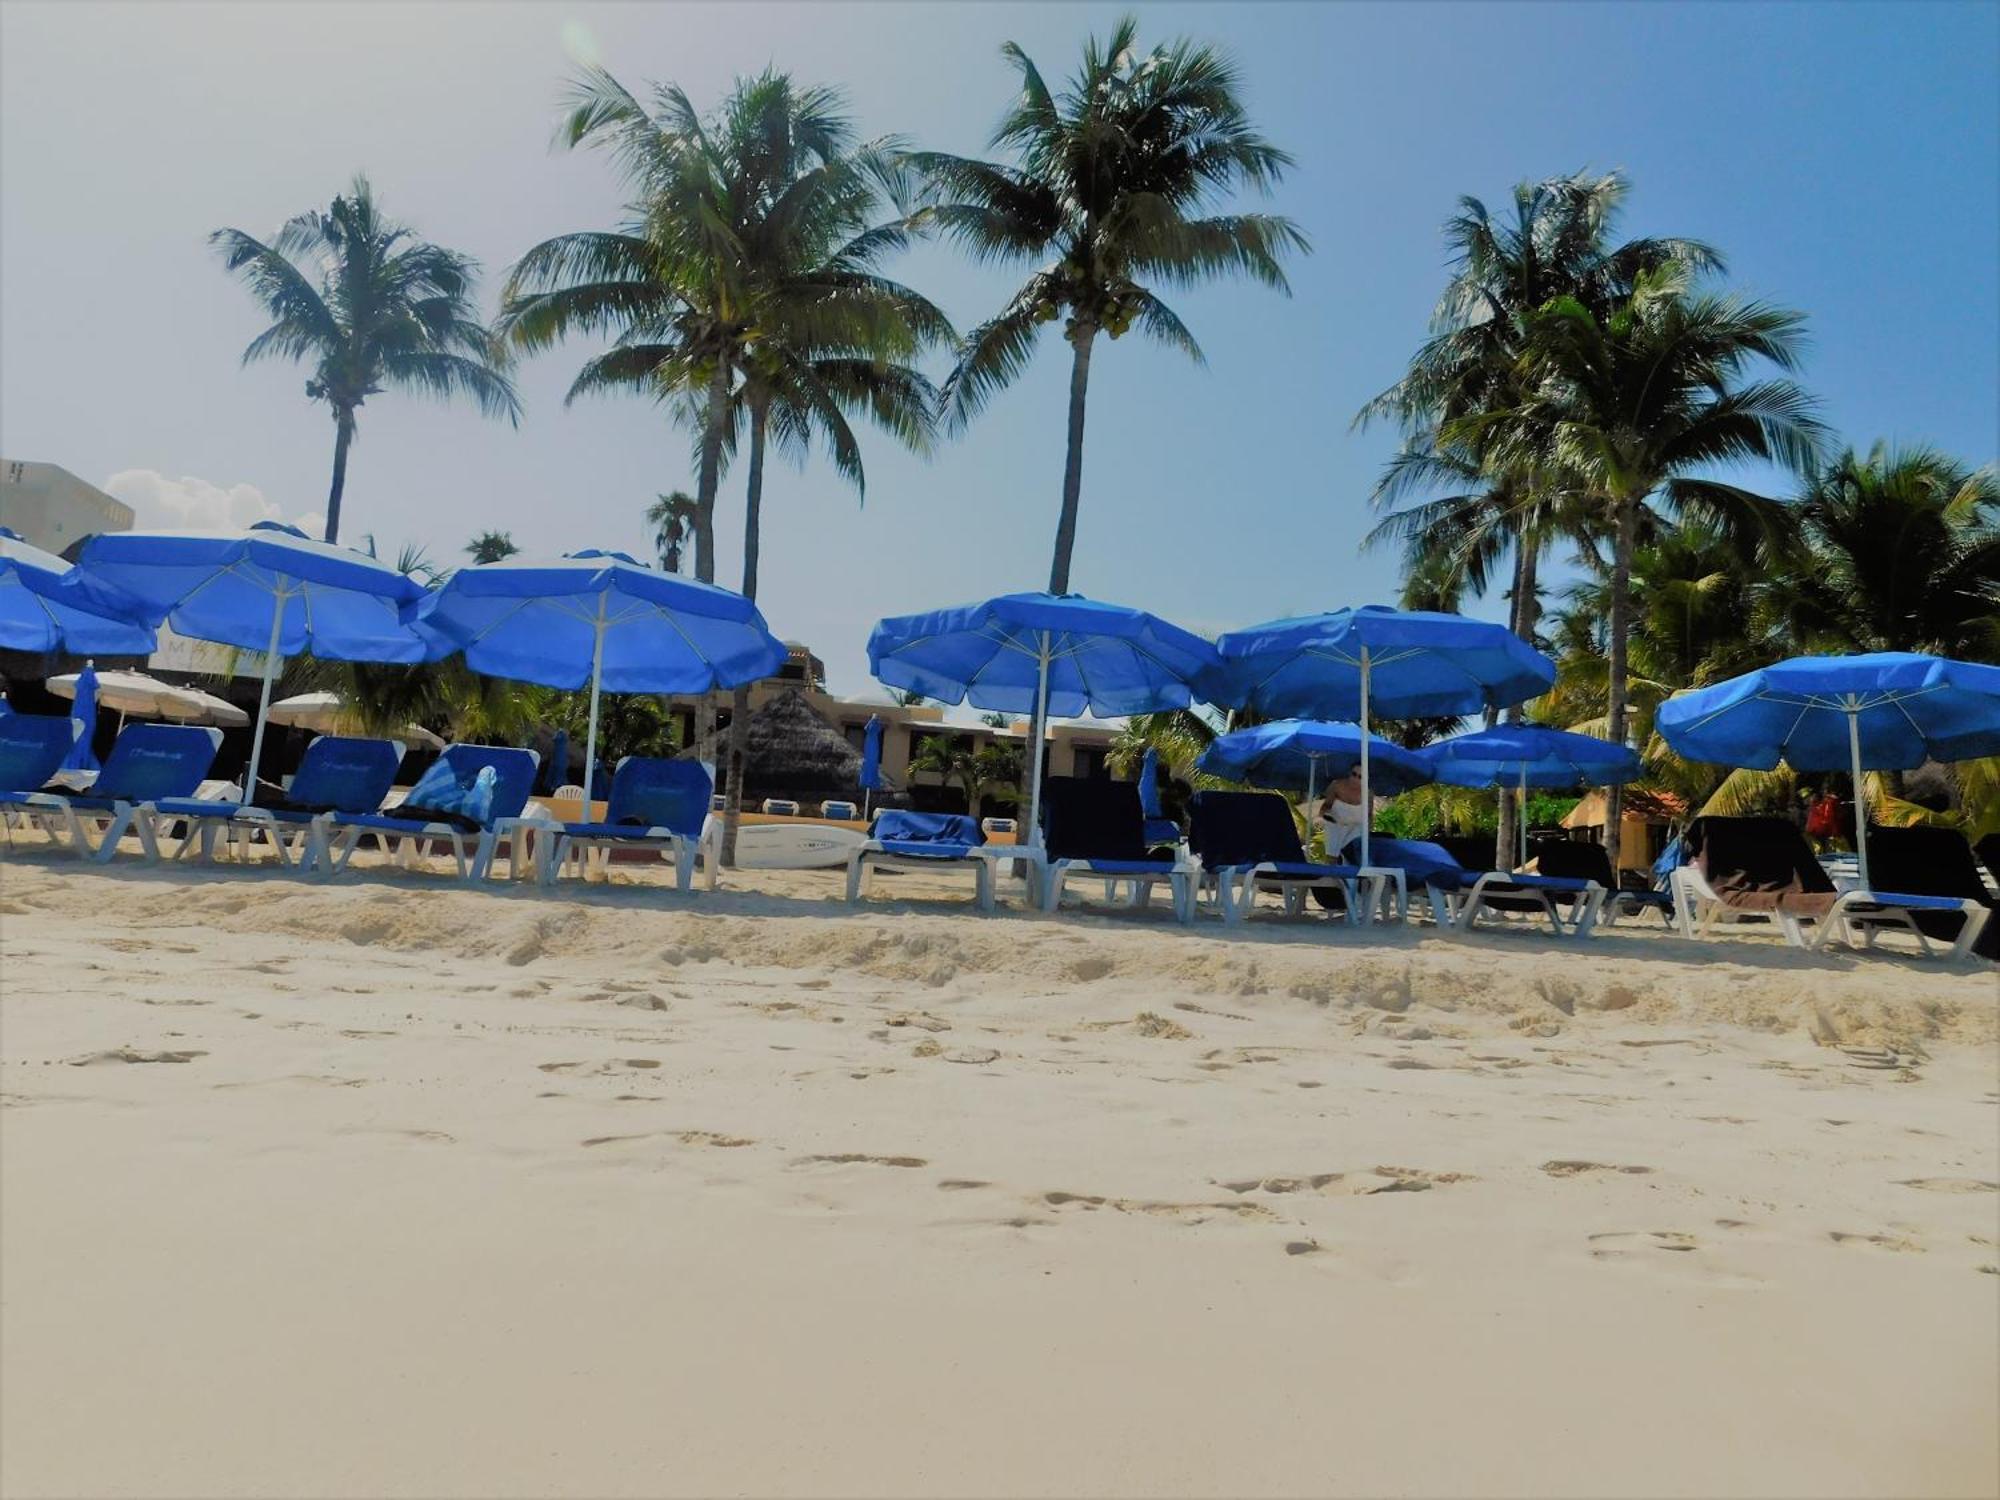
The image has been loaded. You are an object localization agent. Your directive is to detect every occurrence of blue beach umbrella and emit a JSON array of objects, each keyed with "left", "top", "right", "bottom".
[
  {"left": 867, "top": 592, "right": 1219, "bottom": 844},
  {"left": 1204, "top": 606, "right": 1556, "bottom": 863},
  {"left": 419, "top": 550, "right": 787, "bottom": 810},
  {"left": 61, "top": 662, "right": 101, "bottom": 772},
  {"left": 1137, "top": 746, "right": 1162, "bottom": 818},
  {"left": 77, "top": 522, "right": 431, "bottom": 804},
  {"left": 859, "top": 714, "right": 883, "bottom": 818},
  {"left": 1199, "top": 719, "right": 1434, "bottom": 806},
  {"left": 1657, "top": 652, "right": 2000, "bottom": 888},
  {"left": 1424, "top": 724, "right": 1643, "bottom": 866},
  {"left": 0, "top": 528, "right": 156, "bottom": 656}
]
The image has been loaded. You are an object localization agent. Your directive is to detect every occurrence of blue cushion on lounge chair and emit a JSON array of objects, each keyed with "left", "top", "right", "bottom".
[
  {"left": 158, "top": 735, "right": 404, "bottom": 824},
  {"left": 603, "top": 757, "right": 711, "bottom": 840},
  {"left": 88, "top": 724, "right": 222, "bottom": 802},
  {"left": 1078, "top": 857, "right": 1178, "bottom": 874},
  {"left": 873, "top": 811, "right": 983, "bottom": 848},
  {"left": 1363, "top": 838, "right": 1466, "bottom": 885},
  {"left": 0, "top": 713, "right": 80, "bottom": 793}
]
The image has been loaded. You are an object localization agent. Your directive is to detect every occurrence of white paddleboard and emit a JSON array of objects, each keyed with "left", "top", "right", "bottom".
[{"left": 709, "top": 819, "right": 866, "bottom": 870}]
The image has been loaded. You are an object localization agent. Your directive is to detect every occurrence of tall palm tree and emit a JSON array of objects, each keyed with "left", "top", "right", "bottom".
[
  {"left": 465, "top": 530, "right": 518, "bottom": 564},
  {"left": 645, "top": 492, "right": 699, "bottom": 575},
  {"left": 916, "top": 15, "right": 1305, "bottom": 594},
  {"left": 211, "top": 176, "right": 521, "bottom": 543},
  {"left": 1484, "top": 263, "right": 1823, "bottom": 865},
  {"left": 1359, "top": 172, "right": 1716, "bottom": 864},
  {"left": 1768, "top": 442, "right": 1999, "bottom": 658},
  {"left": 503, "top": 69, "right": 949, "bottom": 865}
]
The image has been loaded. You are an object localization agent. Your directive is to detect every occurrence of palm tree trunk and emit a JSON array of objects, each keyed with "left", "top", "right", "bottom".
[
  {"left": 720, "top": 399, "right": 768, "bottom": 870},
  {"left": 1494, "top": 546, "right": 1530, "bottom": 868},
  {"left": 324, "top": 408, "right": 356, "bottom": 544},
  {"left": 690, "top": 359, "right": 730, "bottom": 839},
  {"left": 1602, "top": 496, "right": 1639, "bottom": 873},
  {"left": 1047, "top": 323, "right": 1096, "bottom": 595}
]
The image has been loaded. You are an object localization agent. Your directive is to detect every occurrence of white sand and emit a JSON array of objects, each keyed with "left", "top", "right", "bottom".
[{"left": 2, "top": 851, "right": 1996, "bottom": 1499}]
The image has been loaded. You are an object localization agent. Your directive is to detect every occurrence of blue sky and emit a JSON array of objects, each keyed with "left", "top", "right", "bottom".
[{"left": 3, "top": 1, "right": 1995, "bottom": 703}]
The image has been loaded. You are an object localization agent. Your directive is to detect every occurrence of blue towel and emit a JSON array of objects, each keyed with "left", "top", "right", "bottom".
[{"left": 400, "top": 760, "right": 497, "bottom": 828}]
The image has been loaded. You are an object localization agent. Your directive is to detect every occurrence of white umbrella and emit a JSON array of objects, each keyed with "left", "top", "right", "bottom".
[
  {"left": 47, "top": 669, "right": 248, "bottom": 727},
  {"left": 267, "top": 690, "right": 446, "bottom": 750}
]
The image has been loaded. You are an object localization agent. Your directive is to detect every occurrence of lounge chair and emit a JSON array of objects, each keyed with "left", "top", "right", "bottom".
[
  {"left": 1533, "top": 839, "right": 1674, "bottom": 926},
  {"left": 0, "top": 722, "right": 224, "bottom": 861},
  {"left": 1037, "top": 776, "right": 1197, "bottom": 923},
  {"left": 512, "top": 755, "right": 714, "bottom": 893},
  {"left": 312, "top": 744, "right": 539, "bottom": 881},
  {"left": 1187, "top": 790, "right": 1399, "bottom": 925},
  {"left": 1832, "top": 825, "right": 1995, "bottom": 962},
  {"left": 1670, "top": 816, "right": 1985, "bottom": 960},
  {"left": 1975, "top": 834, "right": 2000, "bottom": 892},
  {"left": 1366, "top": 837, "right": 1605, "bottom": 936},
  {"left": 846, "top": 810, "right": 1025, "bottom": 912},
  {"left": 0, "top": 712, "right": 84, "bottom": 798},
  {"left": 152, "top": 735, "right": 406, "bottom": 870}
]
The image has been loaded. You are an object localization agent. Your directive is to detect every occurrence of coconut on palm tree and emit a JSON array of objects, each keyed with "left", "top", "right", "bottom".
[
  {"left": 916, "top": 15, "right": 1305, "bottom": 595},
  {"left": 211, "top": 176, "right": 521, "bottom": 543}
]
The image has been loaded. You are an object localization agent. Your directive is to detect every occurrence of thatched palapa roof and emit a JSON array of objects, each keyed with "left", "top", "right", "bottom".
[{"left": 688, "top": 687, "right": 898, "bottom": 805}]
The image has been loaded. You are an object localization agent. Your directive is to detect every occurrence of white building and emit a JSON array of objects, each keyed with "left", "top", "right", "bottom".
[{"left": 0, "top": 459, "right": 134, "bottom": 555}]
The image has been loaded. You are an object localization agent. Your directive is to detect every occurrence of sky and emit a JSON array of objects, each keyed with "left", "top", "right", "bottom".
[{"left": 3, "top": 0, "right": 1996, "bottom": 706}]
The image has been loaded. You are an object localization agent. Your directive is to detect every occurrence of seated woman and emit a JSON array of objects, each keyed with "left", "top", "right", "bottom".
[{"left": 1317, "top": 767, "right": 1374, "bottom": 860}]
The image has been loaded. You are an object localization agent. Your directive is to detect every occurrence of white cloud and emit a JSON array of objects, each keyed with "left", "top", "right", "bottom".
[{"left": 103, "top": 469, "right": 324, "bottom": 539}]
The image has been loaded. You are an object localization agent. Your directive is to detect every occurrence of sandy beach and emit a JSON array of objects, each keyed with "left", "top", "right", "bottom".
[{"left": 2, "top": 852, "right": 1995, "bottom": 1498}]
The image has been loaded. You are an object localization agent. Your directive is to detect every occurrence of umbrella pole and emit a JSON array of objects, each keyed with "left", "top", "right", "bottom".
[
  {"left": 1519, "top": 765, "right": 1529, "bottom": 870},
  {"left": 1026, "top": 633, "right": 1052, "bottom": 850},
  {"left": 1847, "top": 703, "right": 1870, "bottom": 889},
  {"left": 582, "top": 599, "right": 607, "bottom": 815},
  {"left": 242, "top": 590, "right": 288, "bottom": 807},
  {"left": 1357, "top": 648, "right": 1372, "bottom": 868}
]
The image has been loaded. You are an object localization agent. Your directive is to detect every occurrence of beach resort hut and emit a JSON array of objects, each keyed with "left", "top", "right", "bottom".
[
  {"left": 1561, "top": 786, "right": 1686, "bottom": 875},
  {"left": 689, "top": 687, "right": 898, "bottom": 811}
]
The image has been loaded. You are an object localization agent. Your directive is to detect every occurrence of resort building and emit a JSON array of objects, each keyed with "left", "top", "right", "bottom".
[{"left": 0, "top": 459, "right": 133, "bottom": 555}]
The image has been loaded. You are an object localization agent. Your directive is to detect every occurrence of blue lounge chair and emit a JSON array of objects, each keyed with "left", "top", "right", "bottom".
[
  {"left": 512, "top": 755, "right": 713, "bottom": 893},
  {"left": 0, "top": 712, "right": 84, "bottom": 796},
  {"left": 1187, "top": 790, "right": 1401, "bottom": 925},
  {"left": 1038, "top": 776, "right": 1197, "bottom": 923},
  {"left": 1367, "top": 837, "right": 1606, "bottom": 936},
  {"left": 154, "top": 735, "right": 406, "bottom": 870},
  {"left": 312, "top": 744, "right": 539, "bottom": 881},
  {"left": 0, "top": 722, "right": 224, "bottom": 861},
  {"left": 846, "top": 810, "right": 1031, "bottom": 912}
]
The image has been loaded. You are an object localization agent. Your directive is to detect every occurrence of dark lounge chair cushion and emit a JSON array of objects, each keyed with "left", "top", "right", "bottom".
[
  {"left": 1188, "top": 790, "right": 1309, "bottom": 869},
  {"left": 1686, "top": 816, "right": 1837, "bottom": 917},
  {"left": 1041, "top": 777, "right": 1150, "bottom": 864}
]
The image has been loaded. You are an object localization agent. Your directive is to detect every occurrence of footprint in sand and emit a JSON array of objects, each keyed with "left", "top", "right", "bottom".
[
  {"left": 68, "top": 1048, "right": 207, "bottom": 1066},
  {"left": 1221, "top": 1167, "right": 1474, "bottom": 1198},
  {"left": 937, "top": 1179, "right": 990, "bottom": 1191},
  {"left": 1895, "top": 1177, "right": 1997, "bottom": 1194},
  {"left": 1829, "top": 1230, "right": 1924, "bottom": 1253},
  {"left": 795, "top": 1153, "right": 928, "bottom": 1169},
  {"left": 538, "top": 1058, "right": 662, "bottom": 1076},
  {"left": 582, "top": 1129, "right": 755, "bottom": 1149},
  {"left": 1542, "top": 1160, "right": 1654, "bottom": 1178},
  {"left": 1590, "top": 1230, "right": 1698, "bottom": 1258}
]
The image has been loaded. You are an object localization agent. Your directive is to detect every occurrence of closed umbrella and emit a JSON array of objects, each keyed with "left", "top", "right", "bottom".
[
  {"left": 1424, "top": 724, "right": 1643, "bottom": 867},
  {"left": 1656, "top": 653, "right": 2000, "bottom": 888},
  {"left": 61, "top": 662, "right": 100, "bottom": 772},
  {"left": 77, "top": 522, "right": 431, "bottom": 804},
  {"left": 47, "top": 669, "right": 248, "bottom": 727},
  {"left": 859, "top": 715, "right": 883, "bottom": 819},
  {"left": 417, "top": 550, "right": 786, "bottom": 810},
  {"left": 867, "top": 592, "right": 1219, "bottom": 846},
  {"left": 0, "top": 528, "right": 156, "bottom": 655},
  {"left": 1204, "top": 606, "right": 1554, "bottom": 864},
  {"left": 1136, "top": 746, "right": 1162, "bottom": 818}
]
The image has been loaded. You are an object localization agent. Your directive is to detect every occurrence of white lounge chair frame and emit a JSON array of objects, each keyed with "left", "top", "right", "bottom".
[
  {"left": 308, "top": 816, "right": 525, "bottom": 883},
  {"left": 1423, "top": 873, "right": 1606, "bottom": 937},
  {"left": 1040, "top": 854, "right": 1200, "bottom": 923},
  {"left": 507, "top": 810, "right": 712, "bottom": 894},
  {"left": 1206, "top": 863, "right": 1407, "bottom": 927},
  {"left": 846, "top": 841, "right": 1044, "bottom": 912}
]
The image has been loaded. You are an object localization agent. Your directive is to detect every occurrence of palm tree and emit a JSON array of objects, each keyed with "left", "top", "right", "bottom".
[
  {"left": 1769, "top": 442, "right": 1999, "bottom": 658},
  {"left": 909, "top": 734, "right": 1022, "bottom": 818},
  {"left": 211, "top": 176, "right": 521, "bottom": 543},
  {"left": 465, "top": 530, "right": 518, "bottom": 565},
  {"left": 1360, "top": 172, "right": 1717, "bottom": 864},
  {"left": 645, "top": 492, "right": 699, "bottom": 575},
  {"left": 915, "top": 15, "right": 1306, "bottom": 594},
  {"left": 1484, "top": 263, "right": 1824, "bottom": 865}
]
